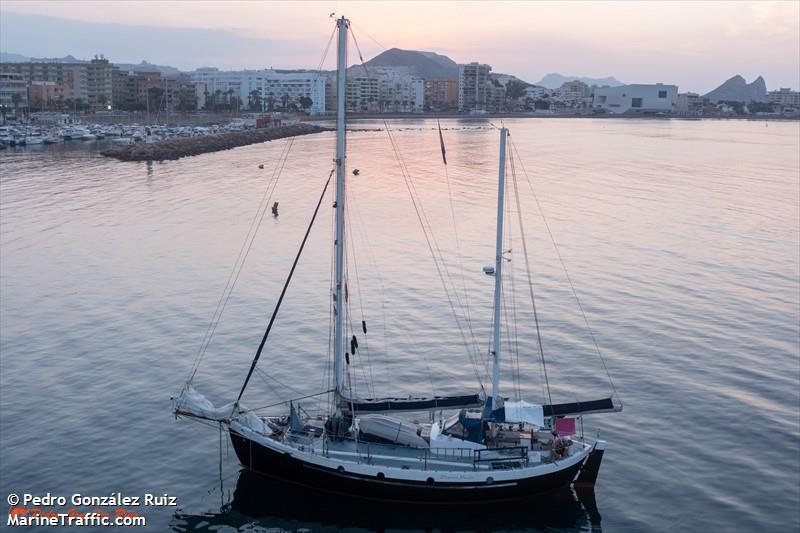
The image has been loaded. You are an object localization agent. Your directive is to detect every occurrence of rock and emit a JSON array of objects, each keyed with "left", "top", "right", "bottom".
[{"left": 101, "top": 123, "right": 332, "bottom": 162}]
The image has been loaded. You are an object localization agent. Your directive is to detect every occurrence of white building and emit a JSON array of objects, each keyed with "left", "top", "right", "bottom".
[
  {"left": 593, "top": 83, "right": 677, "bottom": 114},
  {"left": 676, "top": 92, "right": 703, "bottom": 116},
  {"left": 0, "top": 72, "right": 28, "bottom": 117},
  {"left": 190, "top": 68, "right": 326, "bottom": 114},
  {"left": 767, "top": 88, "right": 800, "bottom": 107},
  {"left": 554, "top": 80, "right": 590, "bottom": 105},
  {"left": 458, "top": 62, "right": 491, "bottom": 111},
  {"left": 524, "top": 86, "right": 549, "bottom": 100},
  {"left": 369, "top": 67, "right": 424, "bottom": 112}
]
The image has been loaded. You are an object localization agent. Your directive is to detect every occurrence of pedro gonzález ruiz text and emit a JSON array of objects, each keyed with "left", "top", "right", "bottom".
[{"left": 11, "top": 492, "right": 177, "bottom": 507}]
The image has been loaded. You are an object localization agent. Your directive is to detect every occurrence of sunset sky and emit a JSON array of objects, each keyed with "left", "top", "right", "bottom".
[{"left": 1, "top": 0, "right": 798, "bottom": 93}]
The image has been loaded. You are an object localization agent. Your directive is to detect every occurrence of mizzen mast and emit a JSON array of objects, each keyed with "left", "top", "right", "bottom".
[{"left": 490, "top": 127, "right": 508, "bottom": 411}]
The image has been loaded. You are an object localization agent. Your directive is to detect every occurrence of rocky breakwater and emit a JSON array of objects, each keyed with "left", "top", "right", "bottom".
[{"left": 101, "top": 123, "right": 332, "bottom": 161}]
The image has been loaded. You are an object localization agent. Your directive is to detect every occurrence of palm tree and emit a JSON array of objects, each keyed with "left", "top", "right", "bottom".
[
  {"left": 248, "top": 90, "right": 262, "bottom": 112},
  {"left": 298, "top": 96, "right": 313, "bottom": 112},
  {"left": 11, "top": 93, "right": 23, "bottom": 119}
]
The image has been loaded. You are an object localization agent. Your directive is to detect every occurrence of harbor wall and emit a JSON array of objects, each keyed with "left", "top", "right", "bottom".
[{"left": 100, "top": 123, "right": 331, "bottom": 161}]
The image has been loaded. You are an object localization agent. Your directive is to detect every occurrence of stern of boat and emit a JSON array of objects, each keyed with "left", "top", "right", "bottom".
[{"left": 574, "top": 439, "right": 606, "bottom": 487}]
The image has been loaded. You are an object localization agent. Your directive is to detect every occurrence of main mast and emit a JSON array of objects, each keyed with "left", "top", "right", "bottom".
[
  {"left": 333, "top": 17, "right": 348, "bottom": 397},
  {"left": 490, "top": 127, "right": 508, "bottom": 410}
]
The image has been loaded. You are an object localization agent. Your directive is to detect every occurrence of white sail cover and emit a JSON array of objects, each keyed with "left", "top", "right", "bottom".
[
  {"left": 175, "top": 386, "right": 269, "bottom": 434},
  {"left": 176, "top": 385, "right": 237, "bottom": 420},
  {"left": 358, "top": 414, "right": 429, "bottom": 448},
  {"left": 503, "top": 400, "right": 545, "bottom": 427}
]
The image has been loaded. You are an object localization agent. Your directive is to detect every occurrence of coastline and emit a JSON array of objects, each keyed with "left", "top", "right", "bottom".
[{"left": 307, "top": 112, "right": 799, "bottom": 122}]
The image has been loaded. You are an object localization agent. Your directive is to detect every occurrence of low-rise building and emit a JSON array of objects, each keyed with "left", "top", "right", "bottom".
[
  {"left": 555, "top": 80, "right": 591, "bottom": 107},
  {"left": 676, "top": 92, "right": 703, "bottom": 116},
  {"left": 524, "top": 86, "right": 549, "bottom": 101},
  {"left": 593, "top": 83, "right": 677, "bottom": 114},
  {"left": 27, "top": 81, "right": 63, "bottom": 111},
  {"left": 767, "top": 88, "right": 800, "bottom": 107},
  {"left": 191, "top": 68, "right": 326, "bottom": 114}
]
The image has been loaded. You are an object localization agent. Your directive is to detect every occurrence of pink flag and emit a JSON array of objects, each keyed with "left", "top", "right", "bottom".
[{"left": 555, "top": 417, "right": 576, "bottom": 436}]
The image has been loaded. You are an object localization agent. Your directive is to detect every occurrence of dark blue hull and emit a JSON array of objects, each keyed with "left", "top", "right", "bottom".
[{"left": 230, "top": 430, "right": 586, "bottom": 504}]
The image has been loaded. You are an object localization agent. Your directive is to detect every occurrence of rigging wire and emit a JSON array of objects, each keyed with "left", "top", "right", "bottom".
[
  {"left": 383, "top": 121, "right": 488, "bottom": 393},
  {"left": 510, "top": 136, "right": 618, "bottom": 397},
  {"left": 254, "top": 366, "right": 308, "bottom": 399},
  {"left": 344, "top": 197, "right": 377, "bottom": 397},
  {"left": 316, "top": 24, "right": 338, "bottom": 72},
  {"left": 236, "top": 170, "right": 334, "bottom": 404},
  {"left": 507, "top": 138, "right": 553, "bottom": 408},
  {"left": 504, "top": 181, "right": 523, "bottom": 402},
  {"left": 351, "top": 23, "right": 489, "bottom": 393},
  {"left": 347, "top": 187, "right": 393, "bottom": 396},
  {"left": 438, "top": 120, "right": 479, "bottom": 365},
  {"left": 182, "top": 137, "right": 295, "bottom": 393}
]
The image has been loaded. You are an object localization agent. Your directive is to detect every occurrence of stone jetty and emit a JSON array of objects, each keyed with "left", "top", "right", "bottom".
[{"left": 101, "top": 123, "right": 331, "bottom": 162}]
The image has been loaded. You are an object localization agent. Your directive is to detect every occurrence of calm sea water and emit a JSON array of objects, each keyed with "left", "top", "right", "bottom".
[{"left": 1, "top": 118, "right": 798, "bottom": 532}]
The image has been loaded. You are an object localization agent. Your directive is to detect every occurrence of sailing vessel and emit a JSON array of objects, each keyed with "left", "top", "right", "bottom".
[{"left": 175, "top": 16, "right": 621, "bottom": 504}]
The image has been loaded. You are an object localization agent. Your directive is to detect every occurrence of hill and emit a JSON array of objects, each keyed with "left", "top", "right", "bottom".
[
  {"left": 115, "top": 61, "right": 182, "bottom": 77},
  {"left": 702, "top": 75, "right": 767, "bottom": 103},
  {"left": 1, "top": 52, "right": 86, "bottom": 63},
  {"left": 364, "top": 48, "right": 457, "bottom": 79},
  {"left": 536, "top": 73, "right": 623, "bottom": 89}
]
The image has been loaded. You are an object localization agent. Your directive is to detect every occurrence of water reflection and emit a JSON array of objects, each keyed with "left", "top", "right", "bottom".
[{"left": 171, "top": 469, "right": 601, "bottom": 532}]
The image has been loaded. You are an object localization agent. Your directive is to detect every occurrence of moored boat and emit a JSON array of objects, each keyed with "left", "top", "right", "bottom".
[{"left": 175, "top": 16, "right": 620, "bottom": 505}]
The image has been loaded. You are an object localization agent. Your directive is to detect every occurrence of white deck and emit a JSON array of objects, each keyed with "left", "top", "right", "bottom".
[{"left": 229, "top": 416, "right": 595, "bottom": 484}]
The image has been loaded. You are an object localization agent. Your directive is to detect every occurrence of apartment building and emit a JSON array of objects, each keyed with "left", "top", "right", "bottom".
[
  {"left": 191, "top": 68, "right": 326, "bottom": 114},
  {"left": 0, "top": 72, "right": 28, "bottom": 116},
  {"left": 0, "top": 60, "right": 88, "bottom": 102},
  {"left": 458, "top": 62, "right": 491, "bottom": 111},
  {"left": 676, "top": 92, "right": 703, "bottom": 116},
  {"left": 767, "top": 88, "right": 800, "bottom": 107},
  {"left": 424, "top": 79, "right": 458, "bottom": 111}
]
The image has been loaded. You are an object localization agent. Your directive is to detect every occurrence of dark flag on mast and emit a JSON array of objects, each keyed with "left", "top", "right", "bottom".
[{"left": 437, "top": 119, "right": 447, "bottom": 165}]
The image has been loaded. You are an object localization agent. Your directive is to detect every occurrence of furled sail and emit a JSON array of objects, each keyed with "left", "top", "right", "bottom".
[
  {"left": 342, "top": 394, "right": 482, "bottom": 413},
  {"left": 497, "top": 400, "right": 545, "bottom": 426},
  {"left": 541, "top": 397, "right": 621, "bottom": 417},
  {"left": 175, "top": 385, "right": 237, "bottom": 421},
  {"left": 174, "top": 386, "right": 271, "bottom": 435}
]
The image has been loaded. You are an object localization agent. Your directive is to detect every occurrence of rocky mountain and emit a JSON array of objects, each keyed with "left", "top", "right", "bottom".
[
  {"left": 536, "top": 73, "right": 623, "bottom": 89},
  {"left": 702, "top": 75, "right": 767, "bottom": 103},
  {"left": 492, "top": 73, "right": 533, "bottom": 87},
  {"left": 364, "top": 48, "right": 457, "bottom": 79}
]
